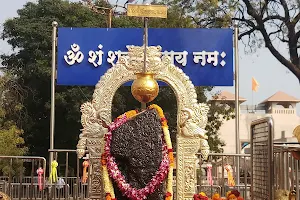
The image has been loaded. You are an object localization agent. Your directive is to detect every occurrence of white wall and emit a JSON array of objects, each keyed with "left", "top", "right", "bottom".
[{"left": 218, "top": 106, "right": 300, "bottom": 154}]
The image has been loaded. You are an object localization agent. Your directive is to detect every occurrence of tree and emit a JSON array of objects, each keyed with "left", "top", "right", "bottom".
[
  {"left": 206, "top": 99, "right": 235, "bottom": 153},
  {"left": 165, "top": 0, "right": 235, "bottom": 28},
  {"left": 166, "top": 0, "right": 300, "bottom": 82},
  {"left": 1, "top": 0, "right": 232, "bottom": 159},
  {"left": 1, "top": 0, "right": 109, "bottom": 158},
  {"left": 0, "top": 74, "right": 27, "bottom": 155},
  {"left": 0, "top": 74, "right": 27, "bottom": 175},
  {"left": 233, "top": 0, "right": 300, "bottom": 82}
]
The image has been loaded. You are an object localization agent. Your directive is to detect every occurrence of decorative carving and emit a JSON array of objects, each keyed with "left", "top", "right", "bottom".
[
  {"left": 184, "top": 163, "right": 195, "bottom": 193},
  {"left": 89, "top": 159, "right": 103, "bottom": 199},
  {"left": 77, "top": 139, "right": 86, "bottom": 159},
  {"left": 179, "top": 108, "right": 208, "bottom": 139},
  {"left": 200, "top": 139, "right": 210, "bottom": 160},
  {"left": 176, "top": 138, "right": 201, "bottom": 200},
  {"left": 77, "top": 102, "right": 108, "bottom": 158},
  {"left": 126, "top": 45, "right": 163, "bottom": 73},
  {"left": 76, "top": 45, "right": 210, "bottom": 200},
  {"left": 0, "top": 192, "right": 11, "bottom": 200},
  {"left": 191, "top": 103, "right": 209, "bottom": 129}
]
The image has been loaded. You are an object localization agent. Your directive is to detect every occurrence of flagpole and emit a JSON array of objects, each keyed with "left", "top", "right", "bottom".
[
  {"left": 234, "top": 22, "right": 240, "bottom": 187},
  {"left": 234, "top": 24, "right": 240, "bottom": 153},
  {"left": 252, "top": 89, "right": 254, "bottom": 112},
  {"left": 50, "top": 21, "right": 58, "bottom": 170}
]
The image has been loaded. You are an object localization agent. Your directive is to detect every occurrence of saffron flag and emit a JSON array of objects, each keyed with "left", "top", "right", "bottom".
[{"left": 252, "top": 77, "right": 259, "bottom": 92}]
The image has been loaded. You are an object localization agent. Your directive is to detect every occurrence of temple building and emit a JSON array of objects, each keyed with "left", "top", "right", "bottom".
[{"left": 210, "top": 91, "right": 300, "bottom": 154}]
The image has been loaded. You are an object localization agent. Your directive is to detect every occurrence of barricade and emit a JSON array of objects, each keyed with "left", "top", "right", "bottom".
[
  {"left": 0, "top": 156, "right": 46, "bottom": 200},
  {"left": 48, "top": 149, "right": 87, "bottom": 200},
  {"left": 197, "top": 153, "right": 251, "bottom": 199}
]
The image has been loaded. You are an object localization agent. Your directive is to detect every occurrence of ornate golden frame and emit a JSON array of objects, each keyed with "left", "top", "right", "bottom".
[{"left": 76, "top": 45, "right": 210, "bottom": 200}]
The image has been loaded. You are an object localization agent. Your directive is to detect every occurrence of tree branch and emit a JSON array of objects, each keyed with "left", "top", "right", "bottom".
[
  {"left": 263, "top": 15, "right": 286, "bottom": 22},
  {"left": 232, "top": 17, "right": 256, "bottom": 28},
  {"left": 292, "top": 12, "right": 300, "bottom": 24},
  {"left": 238, "top": 27, "right": 259, "bottom": 40},
  {"left": 260, "top": 0, "right": 269, "bottom": 16},
  {"left": 268, "top": 29, "right": 281, "bottom": 37},
  {"left": 279, "top": 0, "right": 290, "bottom": 21},
  {"left": 242, "top": 0, "right": 300, "bottom": 79},
  {"left": 296, "top": 30, "right": 300, "bottom": 40}
]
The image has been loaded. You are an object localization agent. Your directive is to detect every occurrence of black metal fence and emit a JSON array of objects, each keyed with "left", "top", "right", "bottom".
[
  {"left": 0, "top": 156, "right": 46, "bottom": 200},
  {"left": 0, "top": 150, "right": 89, "bottom": 200},
  {"left": 197, "top": 153, "right": 251, "bottom": 199}
]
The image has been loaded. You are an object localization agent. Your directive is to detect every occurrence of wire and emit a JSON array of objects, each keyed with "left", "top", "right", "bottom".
[{"left": 77, "top": 86, "right": 90, "bottom": 101}]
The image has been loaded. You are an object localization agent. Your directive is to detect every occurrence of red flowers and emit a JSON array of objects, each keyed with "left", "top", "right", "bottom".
[
  {"left": 104, "top": 115, "right": 170, "bottom": 200},
  {"left": 230, "top": 190, "right": 240, "bottom": 197},
  {"left": 103, "top": 105, "right": 174, "bottom": 200},
  {"left": 193, "top": 194, "right": 209, "bottom": 200}
]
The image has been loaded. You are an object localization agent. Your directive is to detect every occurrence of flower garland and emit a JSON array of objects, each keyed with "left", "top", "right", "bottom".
[
  {"left": 148, "top": 104, "right": 174, "bottom": 200},
  {"left": 101, "top": 104, "right": 174, "bottom": 200}
]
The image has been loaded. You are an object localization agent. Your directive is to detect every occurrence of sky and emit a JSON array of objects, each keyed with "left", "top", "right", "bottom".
[{"left": 1, "top": 0, "right": 300, "bottom": 116}]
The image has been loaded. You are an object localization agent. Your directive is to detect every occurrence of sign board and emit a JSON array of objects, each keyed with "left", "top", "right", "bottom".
[
  {"left": 127, "top": 4, "right": 168, "bottom": 18},
  {"left": 57, "top": 28, "right": 233, "bottom": 86}
]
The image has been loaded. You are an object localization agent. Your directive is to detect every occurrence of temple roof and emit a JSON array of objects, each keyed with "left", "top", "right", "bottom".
[
  {"left": 210, "top": 91, "right": 247, "bottom": 102},
  {"left": 260, "top": 91, "right": 300, "bottom": 104}
]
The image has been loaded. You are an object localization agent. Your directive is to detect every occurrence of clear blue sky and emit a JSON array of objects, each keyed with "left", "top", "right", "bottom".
[{"left": 1, "top": 0, "right": 299, "bottom": 116}]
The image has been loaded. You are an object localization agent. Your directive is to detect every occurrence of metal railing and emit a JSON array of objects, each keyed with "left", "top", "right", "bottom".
[
  {"left": 0, "top": 156, "right": 46, "bottom": 200},
  {"left": 6, "top": 140, "right": 300, "bottom": 200},
  {"left": 47, "top": 149, "right": 86, "bottom": 200},
  {"left": 274, "top": 145, "right": 300, "bottom": 200},
  {"left": 197, "top": 153, "right": 251, "bottom": 199},
  {"left": 0, "top": 151, "right": 89, "bottom": 200}
]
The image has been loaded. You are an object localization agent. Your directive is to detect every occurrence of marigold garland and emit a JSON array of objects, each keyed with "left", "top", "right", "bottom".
[
  {"left": 101, "top": 104, "right": 174, "bottom": 200},
  {"left": 149, "top": 105, "right": 174, "bottom": 200}
]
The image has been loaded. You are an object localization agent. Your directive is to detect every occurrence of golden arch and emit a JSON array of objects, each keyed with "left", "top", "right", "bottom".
[{"left": 77, "top": 46, "right": 210, "bottom": 200}]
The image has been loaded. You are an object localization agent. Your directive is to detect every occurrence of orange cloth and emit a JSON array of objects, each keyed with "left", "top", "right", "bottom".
[{"left": 252, "top": 77, "right": 259, "bottom": 92}]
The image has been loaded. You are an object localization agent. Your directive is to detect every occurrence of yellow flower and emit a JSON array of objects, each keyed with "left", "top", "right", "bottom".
[
  {"left": 102, "top": 165, "right": 115, "bottom": 198},
  {"left": 167, "top": 166, "right": 173, "bottom": 193},
  {"left": 212, "top": 193, "right": 220, "bottom": 200},
  {"left": 199, "top": 192, "right": 207, "bottom": 196},
  {"left": 125, "top": 110, "right": 138, "bottom": 119},
  {"left": 168, "top": 152, "right": 174, "bottom": 167},
  {"left": 117, "top": 110, "right": 138, "bottom": 119},
  {"left": 148, "top": 104, "right": 164, "bottom": 118},
  {"left": 226, "top": 191, "right": 232, "bottom": 197},
  {"left": 163, "top": 127, "right": 172, "bottom": 147}
]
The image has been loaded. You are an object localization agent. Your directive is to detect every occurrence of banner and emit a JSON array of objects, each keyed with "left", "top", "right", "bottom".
[{"left": 57, "top": 28, "right": 233, "bottom": 86}]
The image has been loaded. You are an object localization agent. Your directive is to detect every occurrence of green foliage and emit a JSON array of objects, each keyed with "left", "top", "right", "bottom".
[
  {"left": 0, "top": 124, "right": 26, "bottom": 176},
  {"left": 1, "top": 0, "right": 107, "bottom": 157},
  {"left": 0, "top": 74, "right": 27, "bottom": 175},
  {"left": 164, "top": 0, "right": 236, "bottom": 28},
  {"left": 0, "top": 0, "right": 235, "bottom": 159},
  {"left": 0, "top": 121, "right": 26, "bottom": 156},
  {"left": 206, "top": 102, "right": 235, "bottom": 153},
  {"left": 0, "top": 74, "right": 27, "bottom": 155}
]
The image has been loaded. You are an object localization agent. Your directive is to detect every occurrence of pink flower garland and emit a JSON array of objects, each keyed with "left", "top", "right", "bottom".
[{"left": 104, "top": 115, "right": 170, "bottom": 200}]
